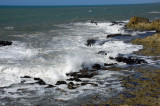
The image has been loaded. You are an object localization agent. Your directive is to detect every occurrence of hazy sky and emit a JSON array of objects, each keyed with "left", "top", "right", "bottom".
[{"left": 0, "top": 0, "right": 160, "bottom": 6}]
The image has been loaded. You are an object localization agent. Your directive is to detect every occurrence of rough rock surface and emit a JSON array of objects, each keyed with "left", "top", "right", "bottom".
[
  {"left": 132, "top": 33, "right": 160, "bottom": 56},
  {"left": 126, "top": 16, "right": 160, "bottom": 32}
]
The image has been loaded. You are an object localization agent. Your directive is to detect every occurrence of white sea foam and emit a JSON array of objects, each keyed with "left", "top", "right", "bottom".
[
  {"left": 0, "top": 21, "right": 147, "bottom": 101},
  {"left": 149, "top": 11, "right": 160, "bottom": 14},
  {"left": 0, "top": 41, "right": 38, "bottom": 60}
]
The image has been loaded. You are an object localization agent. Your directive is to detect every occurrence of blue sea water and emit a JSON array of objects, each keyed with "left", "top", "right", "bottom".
[{"left": 0, "top": 3, "right": 160, "bottom": 105}]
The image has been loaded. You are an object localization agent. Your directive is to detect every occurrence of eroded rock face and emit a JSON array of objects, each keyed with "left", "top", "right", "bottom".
[{"left": 126, "top": 16, "right": 160, "bottom": 32}]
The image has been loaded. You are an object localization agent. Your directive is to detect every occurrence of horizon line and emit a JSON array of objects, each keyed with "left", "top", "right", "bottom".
[{"left": 0, "top": 2, "right": 159, "bottom": 7}]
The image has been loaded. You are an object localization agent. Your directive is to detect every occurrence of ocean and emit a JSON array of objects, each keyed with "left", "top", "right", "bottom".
[{"left": 0, "top": 3, "right": 160, "bottom": 105}]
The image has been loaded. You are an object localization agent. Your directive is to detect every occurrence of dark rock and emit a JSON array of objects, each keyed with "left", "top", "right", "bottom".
[
  {"left": 85, "top": 39, "right": 96, "bottom": 46},
  {"left": 110, "top": 56, "right": 147, "bottom": 65},
  {"left": 107, "top": 34, "right": 131, "bottom": 38},
  {"left": 92, "top": 64, "right": 101, "bottom": 70},
  {"left": 34, "top": 78, "right": 41, "bottom": 80},
  {"left": 55, "top": 81, "right": 67, "bottom": 85},
  {"left": 67, "top": 77, "right": 81, "bottom": 82},
  {"left": 45, "top": 84, "right": 55, "bottom": 88},
  {"left": 104, "top": 63, "right": 117, "bottom": 66},
  {"left": 81, "top": 82, "right": 98, "bottom": 87},
  {"left": 68, "top": 82, "right": 76, "bottom": 89},
  {"left": 91, "top": 20, "right": 98, "bottom": 25},
  {"left": 34, "top": 78, "right": 46, "bottom": 85},
  {"left": 21, "top": 76, "right": 31, "bottom": 78},
  {"left": 0, "top": 41, "right": 12, "bottom": 46},
  {"left": 67, "top": 71, "right": 97, "bottom": 78},
  {"left": 98, "top": 51, "right": 107, "bottom": 55}
]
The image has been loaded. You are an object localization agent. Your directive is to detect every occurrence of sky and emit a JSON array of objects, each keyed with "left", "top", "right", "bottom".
[{"left": 0, "top": 0, "right": 160, "bottom": 6}]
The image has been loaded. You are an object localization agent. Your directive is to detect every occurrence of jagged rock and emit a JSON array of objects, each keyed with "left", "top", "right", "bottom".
[
  {"left": 0, "top": 41, "right": 12, "bottom": 46},
  {"left": 126, "top": 16, "right": 160, "bottom": 32},
  {"left": 110, "top": 56, "right": 147, "bottom": 65},
  {"left": 92, "top": 64, "right": 101, "bottom": 70},
  {"left": 85, "top": 39, "right": 96, "bottom": 46},
  {"left": 34, "top": 78, "right": 46, "bottom": 85},
  {"left": 55, "top": 81, "right": 67, "bottom": 85},
  {"left": 107, "top": 34, "right": 131, "bottom": 38}
]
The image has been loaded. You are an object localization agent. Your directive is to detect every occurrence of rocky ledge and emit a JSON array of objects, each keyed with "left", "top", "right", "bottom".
[
  {"left": 132, "top": 33, "right": 160, "bottom": 57},
  {"left": 126, "top": 16, "right": 160, "bottom": 32}
]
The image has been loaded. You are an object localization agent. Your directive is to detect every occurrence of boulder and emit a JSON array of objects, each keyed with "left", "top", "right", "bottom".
[{"left": 0, "top": 41, "right": 12, "bottom": 46}]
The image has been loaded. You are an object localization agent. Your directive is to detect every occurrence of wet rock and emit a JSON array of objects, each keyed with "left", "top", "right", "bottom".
[
  {"left": 98, "top": 51, "right": 107, "bottom": 55},
  {"left": 34, "top": 78, "right": 46, "bottom": 85},
  {"left": 81, "top": 82, "right": 98, "bottom": 87},
  {"left": 0, "top": 41, "right": 12, "bottom": 46},
  {"left": 21, "top": 76, "right": 31, "bottom": 78},
  {"left": 67, "top": 77, "right": 81, "bottom": 82},
  {"left": 68, "top": 82, "right": 77, "bottom": 89},
  {"left": 104, "top": 63, "right": 117, "bottom": 66},
  {"left": 55, "top": 81, "right": 67, "bottom": 85},
  {"left": 85, "top": 39, "right": 96, "bottom": 46},
  {"left": 67, "top": 71, "right": 97, "bottom": 78},
  {"left": 107, "top": 34, "right": 131, "bottom": 38},
  {"left": 45, "top": 84, "right": 55, "bottom": 88},
  {"left": 110, "top": 56, "right": 147, "bottom": 65},
  {"left": 92, "top": 64, "right": 101, "bottom": 70}
]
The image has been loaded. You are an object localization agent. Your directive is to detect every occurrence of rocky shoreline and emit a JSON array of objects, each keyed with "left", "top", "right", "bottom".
[
  {"left": 88, "top": 16, "right": 160, "bottom": 105},
  {"left": 1, "top": 16, "right": 160, "bottom": 105}
]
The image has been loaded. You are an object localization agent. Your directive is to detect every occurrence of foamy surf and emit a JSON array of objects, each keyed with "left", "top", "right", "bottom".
[{"left": 0, "top": 21, "right": 152, "bottom": 104}]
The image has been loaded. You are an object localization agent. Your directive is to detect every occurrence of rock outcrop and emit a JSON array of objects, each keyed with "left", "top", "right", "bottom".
[
  {"left": 132, "top": 33, "right": 160, "bottom": 56},
  {"left": 126, "top": 16, "right": 160, "bottom": 32}
]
